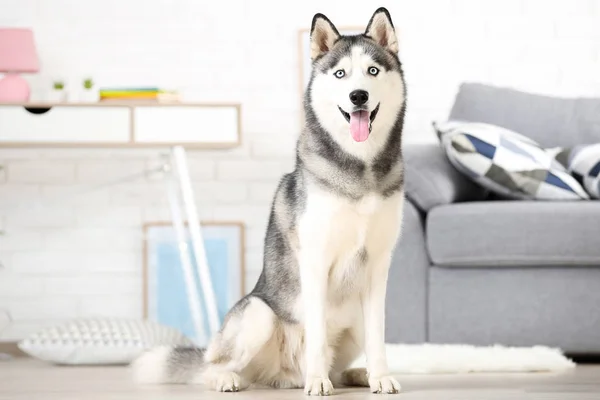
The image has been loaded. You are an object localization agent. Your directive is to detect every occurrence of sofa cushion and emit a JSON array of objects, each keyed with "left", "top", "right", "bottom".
[
  {"left": 404, "top": 143, "right": 487, "bottom": 211},
  {"left": 435, "top": 120, "right": 589, "bottom": 200},
  {"left": 449, "top": 83, "right": 600, "bottom": 148},
  {"left": 429, "top": 266, "right": 600, "bottom": 353},
  {"left": 427, "top": 201, "right": 600, "bottom": 267}
]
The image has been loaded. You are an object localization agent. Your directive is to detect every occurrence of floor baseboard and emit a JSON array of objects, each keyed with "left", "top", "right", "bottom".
[{"left": 569, "top": 354, "right": 600, "bottom": 364}]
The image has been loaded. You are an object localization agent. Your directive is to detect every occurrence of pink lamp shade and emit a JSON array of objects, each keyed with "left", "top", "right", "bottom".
[{"left": 0, "top": 28, "right": 40, "bottom": 103}]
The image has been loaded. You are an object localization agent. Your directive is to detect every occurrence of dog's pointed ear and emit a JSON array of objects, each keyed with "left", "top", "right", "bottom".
[
  {"left": 365, "top": 7, "right": 398, "bottom": 53},
  {"left": 310, "top": 13, "right": 340, "bottom": 60}
]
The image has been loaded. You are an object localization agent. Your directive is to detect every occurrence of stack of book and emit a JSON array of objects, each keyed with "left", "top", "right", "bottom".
[{"left": 99, "top": 87, "right": 179, "bottom": 102}]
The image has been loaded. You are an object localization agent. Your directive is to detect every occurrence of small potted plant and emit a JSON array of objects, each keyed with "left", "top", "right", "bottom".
[
  {"left": 49, "top": 80, "right": 66, "bottom": 102},
  {"left": 80, "top": 77, "right": 97, "bottom": 102}
]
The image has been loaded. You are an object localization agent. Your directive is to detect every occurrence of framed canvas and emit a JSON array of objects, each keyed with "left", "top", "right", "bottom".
[
  {"left": 297, "top": 26, "right": 364, "bottom": 105},
  {"left": 143, "top": 221, "right": 245, "bottom": 345}
]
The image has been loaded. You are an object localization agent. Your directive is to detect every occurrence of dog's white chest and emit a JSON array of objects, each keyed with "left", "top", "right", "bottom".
[
  {"left": 354, "top": 193, "right": 382, "bottom": 215},
  {"left": 296, "top": 188, "right": 403, "bottom": 331},
  {"left": 300, "top": 191, "right": 379, "bottom": 249},
  {"left": 297, "top": 189, "right": 402, "bottom": 264}
]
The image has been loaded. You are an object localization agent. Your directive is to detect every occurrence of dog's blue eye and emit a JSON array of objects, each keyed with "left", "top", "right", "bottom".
[
  {"left": 334, "top": 70, "right": 345, "bottom": 78},
  {"left": 368, "top": 67, "right": 379, "bottom": 76}
]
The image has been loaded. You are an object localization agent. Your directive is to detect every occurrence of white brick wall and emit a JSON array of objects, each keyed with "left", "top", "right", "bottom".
[
  {"left": 8, "top": 161, "right": 76, "bottom": 183},
  {"left": 1, "top": 0, "right": 600, "bottom": 340}
]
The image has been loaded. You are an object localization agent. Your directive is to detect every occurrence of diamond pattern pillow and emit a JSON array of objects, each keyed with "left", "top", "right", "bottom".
[
  {"left": 550, "top": 144, "right": 600, "bottom": 199},
  {"left": 434, "top": 121, "right": 589, "bottom": 200}
]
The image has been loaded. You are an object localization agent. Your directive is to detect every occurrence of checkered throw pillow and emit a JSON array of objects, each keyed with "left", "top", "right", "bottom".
[
  {"left": 549, "top": 144, "right": 600, "bottom": 199},
  {"left": 434, "top": 121, "right": 589, "bottom": 200}
]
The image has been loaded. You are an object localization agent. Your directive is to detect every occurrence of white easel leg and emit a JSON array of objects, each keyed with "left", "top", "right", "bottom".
[
  {"left": 166, "top": 163, "right": 207, "bottom": 346},
  {"left": 171, "top": 146, "right": 221, "bottom": 337}
]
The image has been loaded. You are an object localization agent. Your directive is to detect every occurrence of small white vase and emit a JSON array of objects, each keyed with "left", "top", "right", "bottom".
[
  {"left": 80, "top": 89, "right": 98, "bottom": 103},
  {"left": 47, "top": 89, "right": 67, "bottom": 103}
]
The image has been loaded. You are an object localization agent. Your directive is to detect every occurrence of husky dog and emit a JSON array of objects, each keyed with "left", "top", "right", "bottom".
[{"left": 133, "top": 7, "right": 406, "bottom": 396}]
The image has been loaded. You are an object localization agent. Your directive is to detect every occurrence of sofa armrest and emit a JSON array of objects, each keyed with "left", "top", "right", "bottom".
[{"left": 404, "top": 143, "right": 486, "bottom": 212}]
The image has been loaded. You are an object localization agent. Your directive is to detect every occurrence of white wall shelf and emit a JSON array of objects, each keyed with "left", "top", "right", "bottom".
[{"left": 0, "top": 102, "right": 242, "bottom": 148}]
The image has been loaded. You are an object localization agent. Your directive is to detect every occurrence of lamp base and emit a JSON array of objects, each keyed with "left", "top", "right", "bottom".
[{"left": 0, "top": 73, "right": 31, "bottom": 103}]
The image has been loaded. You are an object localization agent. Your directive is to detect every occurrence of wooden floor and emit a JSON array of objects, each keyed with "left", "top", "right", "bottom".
[{"left": 1, "top": 359, "right": 599, "bottom": 400}]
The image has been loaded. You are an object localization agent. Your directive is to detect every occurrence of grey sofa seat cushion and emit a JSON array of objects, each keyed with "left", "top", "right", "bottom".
[
  {"left": 449, "top": 83, "right": 600, "bottom": 148},
  {"left": 404, "top": 144, "right": 486, "bottom": 212},
  {"left": 429, "top": 266, "right": 600, "bottom": 353},
  {"left": 427, "top": 201, "right": 600, "bottom": 267}
]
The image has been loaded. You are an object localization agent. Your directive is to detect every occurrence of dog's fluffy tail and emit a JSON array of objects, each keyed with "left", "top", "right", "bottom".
[{"left": 131, "top": 346, "right": 205, "bottom": 384}]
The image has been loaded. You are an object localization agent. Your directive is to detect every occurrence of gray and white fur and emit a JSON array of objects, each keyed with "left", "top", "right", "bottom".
[{"left": 132, "top": 7, "right": 406, "bottom": 396}]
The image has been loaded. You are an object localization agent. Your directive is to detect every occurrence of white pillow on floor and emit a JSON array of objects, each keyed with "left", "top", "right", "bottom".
[{"left": 18, "top": 318, "right": 192, "bottom": 365}]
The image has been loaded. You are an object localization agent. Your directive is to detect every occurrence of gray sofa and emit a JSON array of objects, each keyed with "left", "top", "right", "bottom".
[{"left": 385, "top": 83, "right": 600, "bottom": 354}]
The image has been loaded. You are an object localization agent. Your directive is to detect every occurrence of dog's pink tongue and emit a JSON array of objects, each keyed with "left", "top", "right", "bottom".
[{"left": 350, "top": 110, "right": 370, "bottom": 142}]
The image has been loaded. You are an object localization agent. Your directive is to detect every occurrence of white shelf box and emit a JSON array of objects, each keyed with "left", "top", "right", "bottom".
[
  {"left": 134, "top": 105, "right": 239, "bottom": 145},
  {"left": 0, "top": 103, "right": 241, "bottom": 148},
  {"left": 0, "top": 105, "right": 131, "bottom": 144}
]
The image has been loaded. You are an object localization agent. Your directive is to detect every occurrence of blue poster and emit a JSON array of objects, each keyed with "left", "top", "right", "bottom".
[{"left": 146, "top": 224, "right": 243, "bottom": 346}]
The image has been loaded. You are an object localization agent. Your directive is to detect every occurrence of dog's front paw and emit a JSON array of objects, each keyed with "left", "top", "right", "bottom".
[
  {"left": 304, "top": 376, "right": 334, "bottom": 396},
  {"left": 215, "top": 372, "right": 242, "bottom": 392},
  {"left": 369, "top": 375, "right": 401, "bottom": 394}
]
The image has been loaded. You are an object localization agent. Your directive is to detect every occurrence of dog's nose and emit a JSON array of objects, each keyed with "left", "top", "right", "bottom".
[{"left": 349, "top": 90, "right": 369, "bottom": 106}]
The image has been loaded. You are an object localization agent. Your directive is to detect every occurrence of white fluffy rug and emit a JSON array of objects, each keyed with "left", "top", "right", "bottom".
[{"left": 351, "top": 344, "right": 575, "bottom": 374}]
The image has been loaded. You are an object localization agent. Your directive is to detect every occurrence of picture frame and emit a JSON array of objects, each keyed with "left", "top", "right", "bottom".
[{"left": 142, "top": 221, "right": 245, "bottom": 345}]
